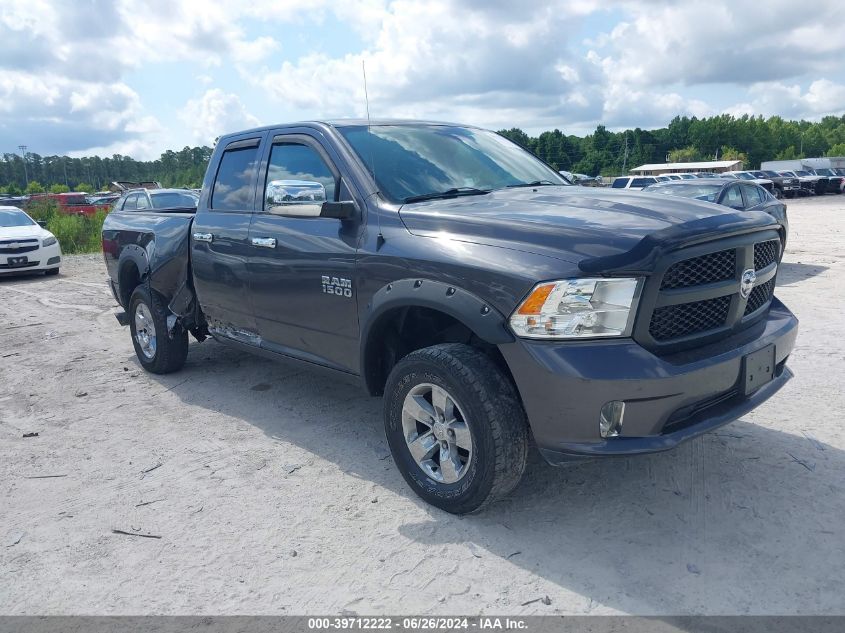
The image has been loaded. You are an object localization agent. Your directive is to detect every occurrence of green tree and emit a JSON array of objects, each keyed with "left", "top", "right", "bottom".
[
  {"left": 667, "top": 146, "right": 702, "bottom": 163},
  {"left": 49, "top": 183, "right": 70, "bottom": 193},
  {"left": 74, "top": 182, "right": 94, "bottom": 192},
  {"left": 826, "top": 143, "right": 845, "bottom": 157},
  {"left": 719, "top": 146, "right": 748, "bottom": 167},
  {"left": 25, "top": 180, "right": 45, "bottom": 194},
  {"left": 5, "top": 183, "right": 22, "bottom": 196}
]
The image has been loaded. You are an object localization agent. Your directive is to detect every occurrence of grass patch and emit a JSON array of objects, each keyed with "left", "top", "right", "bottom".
[{"left": 27, "top": 199, "right": 105, "bottom": 254}]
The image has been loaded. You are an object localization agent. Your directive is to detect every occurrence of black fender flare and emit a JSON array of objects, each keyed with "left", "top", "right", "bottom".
[
  {"left": 359, "top": 278, "right": 514, "bottom": 390},
  {"left": 116, "top": 244, "right": 150, "bottom": 305}
]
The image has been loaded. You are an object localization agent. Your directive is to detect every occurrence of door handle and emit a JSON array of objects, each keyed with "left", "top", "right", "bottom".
[
  {"left": 251, "top": 237, "right": 277, "bottom": 248},
  {"left": 193, "top": 232, "right": 213, "bottom": 243}
]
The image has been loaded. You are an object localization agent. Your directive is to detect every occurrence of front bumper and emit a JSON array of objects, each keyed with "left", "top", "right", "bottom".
[
  {"left": 0, "top": 242, "right": 61, "bottom": 273},
  {"left": 499, "top": 297, "right": 798, "bottom": 463}
]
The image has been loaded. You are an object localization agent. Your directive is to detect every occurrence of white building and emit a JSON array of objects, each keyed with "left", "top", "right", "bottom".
[{"left": 630, "top": 160, "right": 743, "bottom": 175}]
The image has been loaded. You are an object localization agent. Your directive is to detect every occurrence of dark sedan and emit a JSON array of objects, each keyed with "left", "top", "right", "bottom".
[{"left": 643, "top": 178, "right": 788, "bottom": 245}]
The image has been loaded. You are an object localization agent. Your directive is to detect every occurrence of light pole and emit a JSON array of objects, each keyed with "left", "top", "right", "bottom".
[{"left": 18, "top": 145, "right": 28, "bottom": 187}]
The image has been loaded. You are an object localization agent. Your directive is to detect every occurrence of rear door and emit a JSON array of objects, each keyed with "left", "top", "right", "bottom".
[
  {"left": 246, "top": 130, "right": 364, "bottom": 372},
  {"left": 191, "top": 136, "right": 263, "bottom": 339}
]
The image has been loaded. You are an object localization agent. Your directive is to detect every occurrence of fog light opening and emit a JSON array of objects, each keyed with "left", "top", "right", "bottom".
[{"left": 600, "top": 400, "right": 625, "bottom": 438}]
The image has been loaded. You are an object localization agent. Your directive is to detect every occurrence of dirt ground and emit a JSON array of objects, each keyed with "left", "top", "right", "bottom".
[{"left": 1, "top": 195, "right": 843, "bottom": 616}]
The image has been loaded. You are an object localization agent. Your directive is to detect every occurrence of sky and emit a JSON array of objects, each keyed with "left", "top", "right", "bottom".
[{"left": 1, "top": 0, "right": 844, "bottom": 160}]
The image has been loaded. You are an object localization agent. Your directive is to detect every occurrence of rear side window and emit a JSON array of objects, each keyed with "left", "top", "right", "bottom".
[
  {"left": 136, "top": 193, "right": 150, "bottom": 210},
  {"left": 212, "top": 145, "right": 260, "bottom": 211},
  {"left": 611, "top": 178, "right": 628, "bottom": 188}
]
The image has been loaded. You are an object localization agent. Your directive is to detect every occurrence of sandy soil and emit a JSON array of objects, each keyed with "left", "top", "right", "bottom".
[{"left": 1, "top": 195, "right": 843, "bottom": 615}]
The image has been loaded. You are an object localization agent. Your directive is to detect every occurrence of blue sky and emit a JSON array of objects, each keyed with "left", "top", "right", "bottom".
[{"left": 1, "top": 0, "right": 843, "bottom": 160}]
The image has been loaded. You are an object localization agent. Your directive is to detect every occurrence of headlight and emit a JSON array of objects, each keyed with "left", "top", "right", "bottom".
[
  {"left": 42, "top": 236, "right": 57, "bottom": 247},
  {"left": 509, "top": 277, "right": 642, "bottom": 339}
]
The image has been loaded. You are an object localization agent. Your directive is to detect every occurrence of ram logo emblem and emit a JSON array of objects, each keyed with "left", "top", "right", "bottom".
[
  {"left": 740, "top": 268, "right": 756, "bottom": 299},
  {"left": 322, "top": 275, "right": 353, "bottom": 298}
]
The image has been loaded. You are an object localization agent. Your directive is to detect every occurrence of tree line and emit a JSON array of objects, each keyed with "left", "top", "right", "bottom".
[
  {"left": 499, "top": 113, "right": 845, "bottom": 176},
  {"left": 0, "top": 146, "right": 213, "bottom": 195},
  {"left": 2, "top": 113, "right": 845, "bottom": 194}
]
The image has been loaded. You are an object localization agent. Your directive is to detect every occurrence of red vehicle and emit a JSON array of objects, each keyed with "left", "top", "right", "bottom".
[{"left": 29, "top": 192, "right": 111, "bottom": 216}]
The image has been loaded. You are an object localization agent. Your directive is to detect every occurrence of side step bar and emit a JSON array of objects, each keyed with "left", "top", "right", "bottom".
[{"left": 115, "top": 311, "right": 129, "bottom": 326}]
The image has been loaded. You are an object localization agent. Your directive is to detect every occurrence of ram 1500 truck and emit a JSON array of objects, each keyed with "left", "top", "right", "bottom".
[{"left": 102, "top": 120, "right": 798, "bottom": 514}]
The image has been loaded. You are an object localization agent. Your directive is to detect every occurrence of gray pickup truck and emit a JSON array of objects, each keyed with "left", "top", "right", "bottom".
[{"left": 102, "top": 120, "right": 798, "bottom": 514}]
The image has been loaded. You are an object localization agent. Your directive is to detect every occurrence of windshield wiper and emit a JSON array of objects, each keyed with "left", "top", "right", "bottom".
[
  {"left": 504, "top": 180, "right": 557, "bottom": 188},
  {"left": 402, "top": 187, "right": 491, "bottom": 204}
]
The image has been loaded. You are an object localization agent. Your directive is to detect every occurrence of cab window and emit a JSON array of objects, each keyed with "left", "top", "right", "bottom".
[
  {"left": 264, "top": 142, "right": 337, "bottom": 210},
  {"left": 742, "top": 184, "right": 764, "bottom": 207},
  {"left": 211, "top": 144, "right": 260, "bottom": 211}
]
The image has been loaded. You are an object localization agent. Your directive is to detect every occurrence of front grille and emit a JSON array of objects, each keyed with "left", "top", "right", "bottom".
[
  {"left": 744, "top": 278, "right": 775, "bottom": 315},
  {"left": 660, "top": 248, "right": 736, "bottom": 289},
  {"left": 649, "top": 295, "right": 731, "bottom": 341},
  {"left": 753, "top": 240, "right": 779, "bottom": 270},
  {"left": 0, "top": 240, "right": 39, "bottom": 254},
  {"left": 636, "top": 231, "right": 782, "bottom": 350}
]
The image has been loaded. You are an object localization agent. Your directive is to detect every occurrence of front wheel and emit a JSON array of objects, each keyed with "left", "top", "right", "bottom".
[
  {"left": 383, "top": 343, "right": 528, "bottom": 514},
  {"left": 128, "top": 285, "right": 188, "bottom": 374},
  {"left": 773, "top": 188, "right": 783, "bottom": 199}
]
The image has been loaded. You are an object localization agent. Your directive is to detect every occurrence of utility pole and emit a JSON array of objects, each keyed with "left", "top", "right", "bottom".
[
  {"left": 18, "top": 145, "right": 28, "bottom": 187},
  {"left": 63, "top": 158, "right": 69, "bottom": 187},
  {"left": 621, "top": 133, "right": 629, "bottom": 172},
  {"left": 800, "top": 132, "right": 804, "bottom": 156}
]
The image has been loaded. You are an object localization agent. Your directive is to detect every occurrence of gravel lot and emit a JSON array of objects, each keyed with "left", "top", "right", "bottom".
[{"left": 1, "top": 195, "right": 843, "bottom": 616}]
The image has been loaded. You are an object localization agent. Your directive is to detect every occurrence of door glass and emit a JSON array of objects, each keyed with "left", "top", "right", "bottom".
[
  {"left": 264, "top": 143, "right": 337, "bottom": 211},
  {"left": 122, "top": 193, "right": 138, "bottom": 210},
  {"left": 723, "top": 185, "right": 744, "bottom": 209},
  {"left": 212, "top": 146, "right": 260, "bottom": 211},
  {"left": 743, "top": 184, "right": 764, "bottom": 207},
  {"left": 136, "top": 193, "right": 150, "bottom": 209}
]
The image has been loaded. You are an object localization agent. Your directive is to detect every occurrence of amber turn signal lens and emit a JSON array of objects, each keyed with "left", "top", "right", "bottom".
[{"left": 516, "top": 283, "right": 554, "bottom": 315}]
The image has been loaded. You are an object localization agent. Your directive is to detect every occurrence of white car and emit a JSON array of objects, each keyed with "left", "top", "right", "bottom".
[
  {"left": 610, "top": 176, "right": 657, "bottom": 190},
  {"left": 0, "top": 206, "right": 62, "bottom": 276}
]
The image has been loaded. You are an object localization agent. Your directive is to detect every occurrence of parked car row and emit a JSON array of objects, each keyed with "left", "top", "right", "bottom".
[{"left": 610, "top": 168, "right": 844, "bottom": 196}]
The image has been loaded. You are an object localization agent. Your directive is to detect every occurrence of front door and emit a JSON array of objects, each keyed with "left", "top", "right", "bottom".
[
  {"left": 247, "top": 132, "right": 363, "bottom": 373},
  {"left": 192, "top": 137, "right": 263, "bottom": 340}
]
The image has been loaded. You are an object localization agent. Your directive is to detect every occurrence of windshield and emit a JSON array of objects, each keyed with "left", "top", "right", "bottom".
[
  {"left": 762, "top": 171, "right": 780, "bottom": 178},
  {"left": 735, "top": 173, "right": 755, "bottom": 180},
  {"left": 0, "top": 208, "right": 35, "bottom": 227},
  {"left": 338, "top": 124, "right": 568, "bottom": 203},
  {"left": 795, "top": 171, "right": 811, "bottom": 176},
  {"left": 644, "top": 183, "right": 722, "bottom": 202},
  {"left": 150, "top": 192, "right": 199, "bottom": 209},
  {"left": 814, "top": 168, "right": 834, "bottom": 176}
]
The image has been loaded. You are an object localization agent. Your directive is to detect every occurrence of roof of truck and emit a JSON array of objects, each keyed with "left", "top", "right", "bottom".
[{"left": 220, "top": 119, "right": 476, "bottom": 139}]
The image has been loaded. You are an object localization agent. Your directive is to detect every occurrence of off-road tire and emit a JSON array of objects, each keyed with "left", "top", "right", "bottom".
[
  {"left": 128, "top": 285, "right": 188, "bottom": 374},
  {"left": 384, "top": 343, "right": 528, "bottom": 514}
]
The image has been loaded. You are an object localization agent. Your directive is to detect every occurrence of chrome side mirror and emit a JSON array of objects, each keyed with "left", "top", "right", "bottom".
[{"left": 265, "top": 180, "right": 326, "bottom": 217}]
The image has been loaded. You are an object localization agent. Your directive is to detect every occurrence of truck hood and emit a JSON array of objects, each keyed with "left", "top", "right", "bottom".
[{"left": 398, "top": 186, "right": 780, "bottom": 274}]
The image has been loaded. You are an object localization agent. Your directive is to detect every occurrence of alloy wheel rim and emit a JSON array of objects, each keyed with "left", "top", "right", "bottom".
[
  {"left": 134, "top": 302, "right": 157, "bottom": 359},
  {"left": 401, "top": 383, "right": 473, "bottom": 484}
]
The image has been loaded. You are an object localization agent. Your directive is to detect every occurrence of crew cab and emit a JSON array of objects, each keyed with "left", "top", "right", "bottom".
[{"left": 102, "top": 120, "right": 798, "bottom": 514}]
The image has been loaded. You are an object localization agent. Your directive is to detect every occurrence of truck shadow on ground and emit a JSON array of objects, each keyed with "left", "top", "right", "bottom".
[
  {"left": 777, "top": 262, "right": 829, "bottom": 285},
  {"left": 145, "top": 341, "right": 844, "bottom": 614}
]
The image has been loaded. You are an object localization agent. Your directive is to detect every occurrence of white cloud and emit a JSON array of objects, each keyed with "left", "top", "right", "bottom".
[
  {"left": 179, "top": 89, "right": 261, "bottom": 145},
  {"left": 2, "top": 0, "right": 844, "bottom": 158}
]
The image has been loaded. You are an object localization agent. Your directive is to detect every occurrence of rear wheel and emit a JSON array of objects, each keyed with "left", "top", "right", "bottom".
[
  {"left": 773, "top": 188, "right": 783, "bottom": 200},
  {"left": 383, "top": 343, "right": 528, "bottom": 514},
  {"left": 128, "top": 285, "right": 188, "bottom": 374}
]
